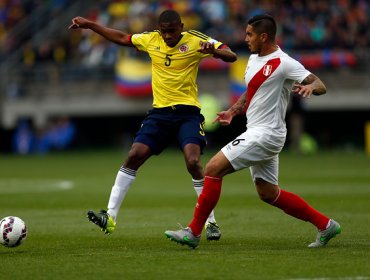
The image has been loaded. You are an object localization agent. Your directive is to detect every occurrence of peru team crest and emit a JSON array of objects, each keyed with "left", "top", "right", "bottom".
[
  {"left": 178, "top": 44, "right": 189, "bottom": 53},
  {"left": 263, "top": 65, "right": 272, "bottom": 76}
]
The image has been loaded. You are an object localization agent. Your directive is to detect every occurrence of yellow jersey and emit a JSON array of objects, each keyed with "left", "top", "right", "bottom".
[{"left": 131, "top": 30, "right": 224, "bottom": 108}]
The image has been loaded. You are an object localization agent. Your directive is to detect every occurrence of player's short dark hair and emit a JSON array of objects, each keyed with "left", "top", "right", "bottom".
[
  {"left": 158, "top": 10, "right": 181, "bottom": 24},
  {"left": 248, "top": 14, "right": 276, "bottom": 41}
]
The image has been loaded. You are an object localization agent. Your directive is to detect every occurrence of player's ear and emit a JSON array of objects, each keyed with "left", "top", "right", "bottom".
[{"left": 260, "top": 33, "right": 268, "bottom": 43}]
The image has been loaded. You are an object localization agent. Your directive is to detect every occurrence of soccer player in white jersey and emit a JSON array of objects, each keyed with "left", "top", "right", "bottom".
[
  {"left": 165, "top": 14, "right": 341, "bottom": 249},
  {"left": 69, "top": 10, "right": 237, "bottom": 239}
]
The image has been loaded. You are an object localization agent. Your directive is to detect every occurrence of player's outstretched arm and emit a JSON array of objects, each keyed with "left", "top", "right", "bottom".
[
  {"left": 292, "top": 73, "right": 327, "bottom": 98},
  {"left": 228, "top": 91, "right": 247, "bottom": 116},
  {"left": 198, "top": 42, "right": 237, "bottom": 62},
  {"left": 69, "top": 16, "right": 132, "bottom": 47},
  {"left": 213, "top": 46, "right": 237, "bottom": 62}
]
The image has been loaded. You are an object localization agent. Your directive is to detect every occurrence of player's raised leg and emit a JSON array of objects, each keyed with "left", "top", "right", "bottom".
[
  {"left": 107, "top": 167, "right": 137, "bottom": 221},
  {"left": 87, "top": 143, "right": 151, "bottom": 234}
]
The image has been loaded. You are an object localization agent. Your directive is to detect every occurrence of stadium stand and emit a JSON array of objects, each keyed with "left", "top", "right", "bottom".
[{"left": 0, "top": 0, "right": 369, "bottom": 152}]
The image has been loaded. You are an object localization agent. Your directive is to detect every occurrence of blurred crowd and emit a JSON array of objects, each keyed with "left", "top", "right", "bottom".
[
  {"left": 12, "top": 117, "right": 75, "bottom": 154},
  {"left": 0, "top": 0, "right": 368, "bottom": 69},
  {"left": 0, "top": 0, "right": 70, "bottom": 59},
  {"left": 1, "top": 0, "right": 368, "bottom": 154}
]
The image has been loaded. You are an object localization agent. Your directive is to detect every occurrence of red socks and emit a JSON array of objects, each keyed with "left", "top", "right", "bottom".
[
  {"left": 272, "top": 189, "right": 329, "bottom": 230},
  {"left": 188, "top": 178, "right": 329, "bottom": 236},
  {"left": 189, "top": 176, "right": 222, "bottom": 236}
]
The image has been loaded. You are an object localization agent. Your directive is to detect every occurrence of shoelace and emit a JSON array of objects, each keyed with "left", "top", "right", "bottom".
[{"left": 176, "top": 222, "right": 187, "bottom": 230}]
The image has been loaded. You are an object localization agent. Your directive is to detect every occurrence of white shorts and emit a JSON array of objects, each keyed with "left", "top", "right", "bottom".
[{"left": 221, "top": 128, "right": 286, "bottom": 185}]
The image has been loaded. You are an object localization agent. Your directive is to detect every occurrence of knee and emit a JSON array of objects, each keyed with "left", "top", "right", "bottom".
[
  {"left": 125, "top": 146, "right": 150, "bottom": 169},
  {"left": 204, "top": 159, "right": 222, "bottom": 177},
  {"left": 257, "top": 191, "right": 273, "bottom": 203},
  {"left": 255, "top": 178, "right": 279, "bottom": 203},
  {"left": 185, "top": 156, "right": 201, "bottom": 171},
  {"left": 127, "top": 148, "right": 145, "bottom": 162}
]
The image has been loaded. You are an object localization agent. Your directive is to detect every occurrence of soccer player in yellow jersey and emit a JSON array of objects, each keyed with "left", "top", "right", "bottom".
[{"left": 69, "top": 10, "right": 237, "bottom": 239}]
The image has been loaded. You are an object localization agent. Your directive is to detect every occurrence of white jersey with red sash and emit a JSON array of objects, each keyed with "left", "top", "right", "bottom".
[{"left": 244, "top": 48, "right": 310, "bottom": 137}]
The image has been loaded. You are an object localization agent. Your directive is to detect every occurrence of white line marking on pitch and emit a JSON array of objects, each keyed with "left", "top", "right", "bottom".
[
  {"left": 288, "top": 277, "right": 370, "bottom": 280},
  {"left": 0, "top": 179, "right": 75, "bottom": 193}
]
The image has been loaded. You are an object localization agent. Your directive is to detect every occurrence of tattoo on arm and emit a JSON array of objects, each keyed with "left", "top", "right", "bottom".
[
  {"left": 229, "top": 92, "right": 247, "bottom": 115},
  {"left": 301, "top": 73, "right": 327, "bottom": 95}
]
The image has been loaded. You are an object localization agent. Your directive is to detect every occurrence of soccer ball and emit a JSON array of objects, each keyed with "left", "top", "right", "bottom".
[{"left": 0, "top": 216, "right": 27, "bottom": 247}]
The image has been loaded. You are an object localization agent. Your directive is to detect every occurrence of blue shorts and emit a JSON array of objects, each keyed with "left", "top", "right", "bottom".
[{"left": 134, "top": 105, "right": 206, "bottom": 155}]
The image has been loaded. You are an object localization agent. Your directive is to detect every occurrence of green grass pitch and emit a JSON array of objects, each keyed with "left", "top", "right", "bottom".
[{"left": 0, "top": 148, "right": 369, "bottom": 280}]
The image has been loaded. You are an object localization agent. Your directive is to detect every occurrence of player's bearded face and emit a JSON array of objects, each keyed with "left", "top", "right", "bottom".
[
  {"left": 159, "top": 21, "right": 183, "bottom": 47},
  {"left": 245, "top": 25, "right": 261, "bottom": 54}
]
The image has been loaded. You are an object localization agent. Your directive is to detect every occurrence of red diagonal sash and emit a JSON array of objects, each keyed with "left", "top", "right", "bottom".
[{"left": 245, "top": 58, "right": 281, "bottom": 111}]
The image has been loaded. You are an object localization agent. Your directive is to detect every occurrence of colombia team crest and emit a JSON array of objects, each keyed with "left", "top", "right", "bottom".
[{"left": 178, "top": 44, "right": 189, "bottom": 53}]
